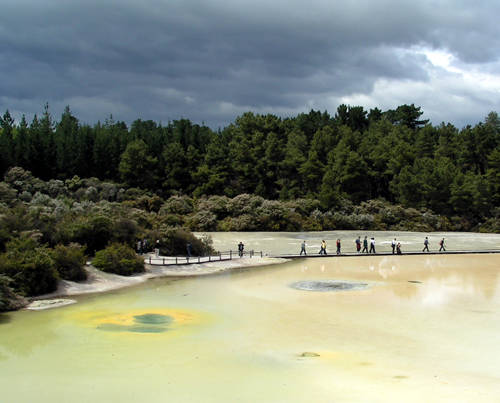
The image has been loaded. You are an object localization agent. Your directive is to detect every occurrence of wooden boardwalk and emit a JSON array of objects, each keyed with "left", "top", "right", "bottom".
[
  {"left": 145, "top": 250, "right": 263, "bottom": 266},
  {"left": 270, "top": 249, "right": 500, "bottom": 259},
  {"left": 145, "top": 249, "right": 500, "bottom": 266}
]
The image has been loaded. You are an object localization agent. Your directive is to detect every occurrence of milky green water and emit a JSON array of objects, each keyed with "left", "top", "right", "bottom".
[{"left": 1, "top": 249, "right": 500, "bottom": 401}]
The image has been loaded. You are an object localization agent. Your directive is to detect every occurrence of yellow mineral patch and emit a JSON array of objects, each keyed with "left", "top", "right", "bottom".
[{"left": 70, "top": 307, "right": 206, "bottom": 335}]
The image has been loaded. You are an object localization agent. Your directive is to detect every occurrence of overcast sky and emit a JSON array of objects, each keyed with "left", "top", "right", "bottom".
[{"left": 1, "top": 0, "right": 500, "bottom": 129}]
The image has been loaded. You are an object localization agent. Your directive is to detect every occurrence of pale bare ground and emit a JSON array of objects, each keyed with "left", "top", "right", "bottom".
[{"left": 26, "top": 255, "right": 288, "bottom": 310}]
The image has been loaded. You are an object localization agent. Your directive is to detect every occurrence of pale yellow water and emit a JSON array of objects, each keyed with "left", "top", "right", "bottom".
[{"left": 1, "top": 254, "right": 500, "bottom": 402}]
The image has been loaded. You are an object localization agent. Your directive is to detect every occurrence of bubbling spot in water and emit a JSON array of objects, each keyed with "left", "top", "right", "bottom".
[
  {"left": 290, "top": 280, "right": 369, "bottom": 292},
  {"left": 97, "top": 313, "right": 174, "bottom": 333}
]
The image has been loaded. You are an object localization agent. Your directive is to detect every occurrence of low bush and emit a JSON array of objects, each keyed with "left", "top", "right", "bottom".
[
  {"left": 0, "top": 275, "right": 27, "bottom": 311},
  {"left": 159, "top": 228, "right": 214, "bottom": 256},
  {"left": 160, "top": 195, "right": 194, "bottom": 215},
  {"left": 51, "top": 243, "right": 87, "bottom": 281},
  {"left": 0, "top": 237, "right": 59, "bottom": 296},
  {"left": 92, "top": 243, "right": 145, "bottom": 276}
]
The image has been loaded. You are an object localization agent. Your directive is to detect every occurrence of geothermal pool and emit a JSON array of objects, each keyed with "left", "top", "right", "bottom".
[{"left": 1, "top": 233, "right": 500, "bottom": 402}]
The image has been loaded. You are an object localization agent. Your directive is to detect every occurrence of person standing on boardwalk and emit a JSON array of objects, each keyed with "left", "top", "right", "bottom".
[
  {"left": 362, "top": 236, "right": 368, "bottom": 253},
  {"left": 439, "top": 238, "right": 446, "bottom": 252},
  {"left": 369, "top": 237, "right": 376, "bottom": 254},
  {"left": 300, "top": 241, "right": 307, "bottom": 255},
  {"left": 391, "top": 238, "right": 396, "bottom": 254},
  {"left": 355, "top": 236, "right": 361, "bottom": 253},
  {"left": 319, "top": 240, "right": 327, "bottom": 255},
  {"left": 336, "top": 239, "right": 341, "bottom": 255},
  {"left": 396, "top": 242, "right": 402, "bottom": 255},
  {"left": 186, "top": 242, "right": 192, "bottom": 257},
  {"left": 238, "top": 241, "right": 245, "bottom": 257},
  {"left": 423, "top": 237, "right": 430, "bottom": 252}
]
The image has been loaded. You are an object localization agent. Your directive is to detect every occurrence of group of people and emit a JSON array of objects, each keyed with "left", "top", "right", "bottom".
[
  {"left": 423, "top": 236, "right": 446, "bottom": 252},
  {"left": 136, "top": 239, "right": 149, "bottom": 255},
  {"left": 355, "top": 236, "right": 376, "bottom": 254},
  {"left": 298, "top": 236, "right": 447, "bottom": 255}
]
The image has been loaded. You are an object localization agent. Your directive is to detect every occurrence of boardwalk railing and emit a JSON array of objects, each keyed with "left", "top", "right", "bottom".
[{"left": 145, "top": 250, "right": 263, "bottom": 266}]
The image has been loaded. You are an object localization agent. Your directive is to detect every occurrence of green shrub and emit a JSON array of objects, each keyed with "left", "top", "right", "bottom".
[
  {"left": 159, "top": 228, "right": 214, "bottom": 256},
  {"left": 0, "top": 237, "right": 59, "bottom": 296},
  {"left": 51, "top": 243, "right": 87, "bottom": 281},
  {"left": 0, "top": 275, "right": 27, "bottom": 311},
  {"left": 185, "top": 210, "right": 217, "bottom": 231},
  {"left": 217, "top": 215, "right": 257, "bottom": 231},
  {"left": 160, "top": 195, "right": 194, "bottom": 215},
  {"left": 0, "top": 182, "right": 17, "bottom": 206},
  {"left": 70, "top": 214, "right": 113, "bottom": 254},
  {"left": 93, "top": 243, "right": 145, "bottom": 275},
  {"left": 112, "top": 219, "right": 139, "bottom": 245}
]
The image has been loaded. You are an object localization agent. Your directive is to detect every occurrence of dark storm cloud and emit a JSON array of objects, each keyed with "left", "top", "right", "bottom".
[{"left": 0, "top": 0, "right": 499, "bottom": 127}]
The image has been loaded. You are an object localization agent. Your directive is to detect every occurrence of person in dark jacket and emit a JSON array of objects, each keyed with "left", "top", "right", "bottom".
[
  {"left": 238, "top": 241, "right": 244, "bottom": 257},
  {"left": 423, "top": 237, "right": 430, "bottom": 252},
  {"left": 439, "top": 238, "right": 446, "bottom": 252}
]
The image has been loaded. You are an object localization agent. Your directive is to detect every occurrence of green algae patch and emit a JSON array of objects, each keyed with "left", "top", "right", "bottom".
[
  {"left": 134, "top": 313, "right": 173, "bottom": 325},
  {"left": 96, "top": 313, "right": 173, "bottom": 334}
]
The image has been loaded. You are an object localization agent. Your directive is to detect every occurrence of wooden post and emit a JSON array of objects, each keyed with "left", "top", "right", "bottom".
[
  {"left": 175, "top": 257, "right": 178, "bottom": 265},
  {"left": 219, "top": 252, "right": 221, "bottom": 261},
  {"left": 260, "top": 251, "right": 263, "bottom": 258},
  {"left": 149, "top": 257, "right": 151, "bottom": 264},
  {"left": 187, "top": 257, "right": 189, "bottom": 264},
  {"left": 230, "top": 250, "right": 232, "bottom": 259},
  {"left": 198, "top": 256, "right": 200, "bottom": 263},
  {"left": 163, "top": 258, "right": 165, "bottom": 265},
  {"left": 209, "top": 255, "right": 211, "bottom": 262}
]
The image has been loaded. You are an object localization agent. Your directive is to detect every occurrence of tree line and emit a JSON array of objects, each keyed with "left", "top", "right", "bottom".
[{"left": 0, "top": 103, "right": 499, "bottom": 223}]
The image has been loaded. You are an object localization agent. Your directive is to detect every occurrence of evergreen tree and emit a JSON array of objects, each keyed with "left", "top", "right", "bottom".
[
  {"left": 55, "top": 106, "right": 79, "bottom": 177},
  {"left": 118, "top": 139, "right": 158, "bottom": 188},
  {"left": 0, "top": 110, "right": 14, "bottom": 176},
  {"left": 278, "top": 129, "right": 307, "bottom": 199}
]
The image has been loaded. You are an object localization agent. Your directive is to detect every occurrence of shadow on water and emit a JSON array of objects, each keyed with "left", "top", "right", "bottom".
[{"left": 0, "top": 314, "right": 11, "bottom": 324}]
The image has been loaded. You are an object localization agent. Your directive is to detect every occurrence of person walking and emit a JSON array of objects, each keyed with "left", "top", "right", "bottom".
[
  {"left": 300, "top": 241, "right": 307, "bottom": 255},
  {"left": 439, "top": 238, "right": 446, "bottom": 252},
  {"left": 186, "top": 242, "right": 192, "bottom": 257},
  {"left": 369, "top": 237, "right": 376, "bottom": 254},
  {"left": 355, "top": 236, "right": 361, "bottom": 253},
  {"left": 336, "top": 239, "right": 341, "bottom": 255},
  {"left": 391, "top": 238, "right": 396, "bottom": 254},
  {"left": 319, "top": 240, "right": 327, "bottom": 255},
  {"left": 238, "top": 241, "right": 245, "bottom": 257},
  {"left": 423, "top": 237, "right": 430, "bottom": 252},
  {"left": 362, "top": 236, "right": 368, "bottom": 253}
]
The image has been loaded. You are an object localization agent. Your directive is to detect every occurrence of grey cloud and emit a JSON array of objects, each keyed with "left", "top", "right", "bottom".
[{"left": 0, "top": 0, "right": 499, "bottom": 128}]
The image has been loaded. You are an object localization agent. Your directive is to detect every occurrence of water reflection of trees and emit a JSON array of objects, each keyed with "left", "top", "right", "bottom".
[{"left": 0, "top": 313, "right": 11, "bottom": 324}]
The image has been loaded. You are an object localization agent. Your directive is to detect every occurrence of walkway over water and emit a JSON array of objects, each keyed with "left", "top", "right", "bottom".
[
  {"left": 145, "top": 250, "right": 264, "bottom": 266},
  {"left": 145, "top": 249, "right": 500, "bottom": 266},
  {"left": 269, "top": 249, "right": 500, "bottom": 259}
]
